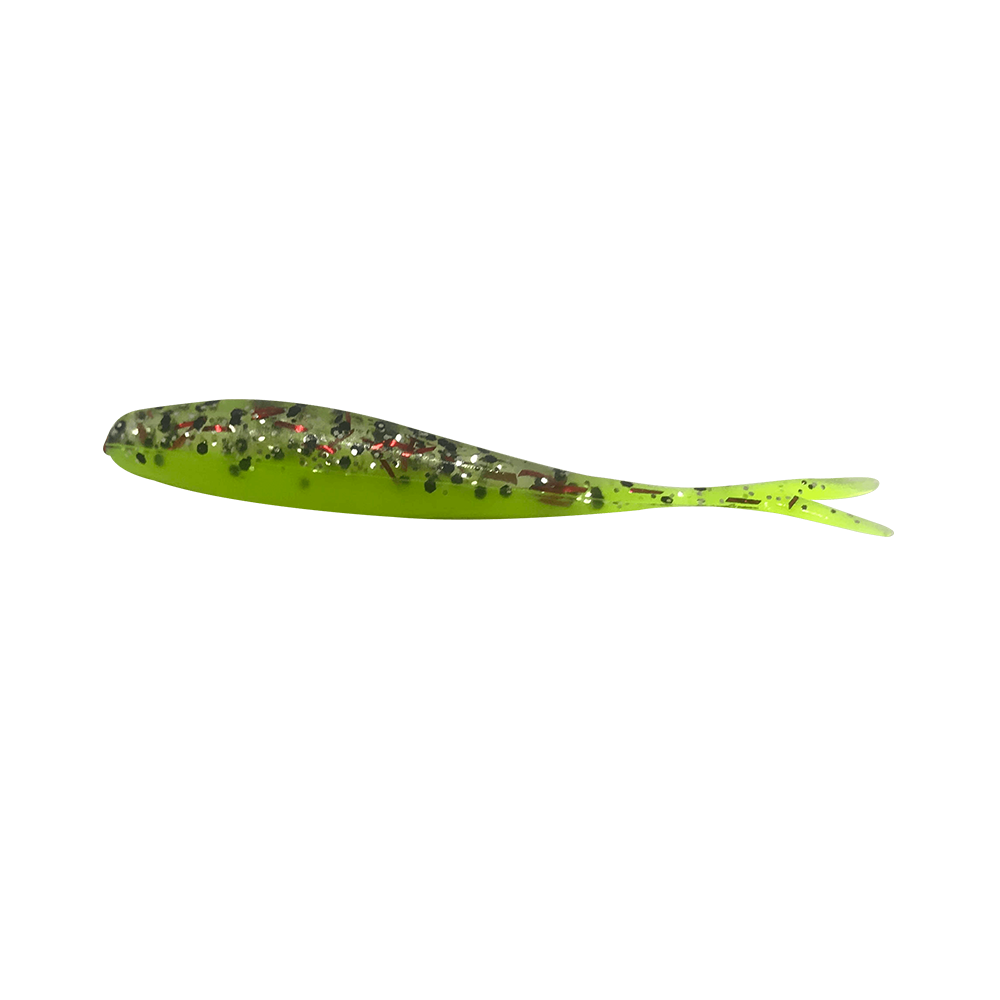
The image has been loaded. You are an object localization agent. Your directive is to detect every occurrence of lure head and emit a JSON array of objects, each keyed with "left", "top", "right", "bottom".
[
  {"left": 105, "top": 401, "right": 229, "bottom": 452},
  {"left": 102, "top": 408, "right": 173, "bottom": 478},
  {"left": 105, "top": 402, "right": 262, "bottom": 448},
  {"left": 101, "top": 399, "right": 434, "bottom": 516},
  {"left": 103, "top": 413, "right": 129, "bottom": 451},
  {"left": 102, "top": 404, "right": 212, "bottom": 474}
]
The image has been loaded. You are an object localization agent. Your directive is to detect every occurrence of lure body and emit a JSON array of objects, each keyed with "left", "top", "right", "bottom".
[{"left": 103, "top": 399, "right": 892, "bottom": 535}]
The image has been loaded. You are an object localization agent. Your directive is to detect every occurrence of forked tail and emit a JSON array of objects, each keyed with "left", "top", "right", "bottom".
[{"left": 673, "top": 477, "right": 893, "bottom": 536}]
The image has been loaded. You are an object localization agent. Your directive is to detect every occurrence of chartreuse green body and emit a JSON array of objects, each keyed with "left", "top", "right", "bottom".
[{"left": 103, "top": 399, "right": 892, "bottom": 536}]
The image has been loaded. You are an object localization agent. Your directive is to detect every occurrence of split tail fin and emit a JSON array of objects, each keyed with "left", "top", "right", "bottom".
[{"left": 616, "top": 478, "right": 893, "bottom": 538}]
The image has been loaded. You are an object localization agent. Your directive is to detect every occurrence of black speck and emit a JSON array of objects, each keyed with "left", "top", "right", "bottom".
[
  {"left": 424, "top": 479, "right": 437, "bottom": 494},
  {"left": 136, "top": 452, "right": 146, "bottom": 465},
  {"left": 553, "top": 469, "right": 567, "bottom": 481},
  {"left": 450, "top": 474, "right": 463, "bottom": 485},
  {"left": 831, "top": 509, "right": 837, "bottom": 514},
  {"left": 440, "top": 462, "right": 455, "bottom": 475},
  {"left": 475, "top": 486, "right": 487, "bottom": 499},
  {"left": 339, "top": 456, "right": 350, "bottom": 470},
  {"left": 801, "top": 504, "right": 808, "bottom": 510},
  {"left": 482, "top": 454, "right": 497, "bottom": 463},
  {"left": 592, "top": 498, "right": 604, "bottom": 510},
  {"left": 192, "top": 416, "right": 207, "bottom": 431},
  {"left": 197, "top": 442, "right": 208, "bottom": 455},
  {"left": 809, "top": 482, "right": 816, "bottom": 489},
  {"left": 499, "top": 484, "right": 513, "bottom": 497},
  {"left": 621, "top": 480, "right": 633, "bottom": 487},
  {"left": 272, "top": 448, "right": 284, "bottom": 460},
  {"left": 590, "top": 486, "right": 604, "bottom": 500},
  {"left": 158, "top": 414, "right": 171, "bottom": 432},
  {"left": 229, "top": 464, "right": 239, "bottom": 476},
  {"left": 239, "top": 457, "right": 251, "bottom": 471},
  {"left": 301, "top": 434, "right": 317, "bottom": 455},
  {"left": 660, "top": 495, "right": 673, "bottom": 504},
  {"left": 153, "top": 453, "right": 164, "bottom": 467},
  {"left": 300, "top": 477, "right": 310, "bottom": 488},
  {"left": 230, "top": 408, "right": 245, "bottom": 426},
  {"left": 235, "top": 437, "right": 248, "bottom": 453},
  {"left": 287, "top": 404, "right": 301, "bottom": 418}
]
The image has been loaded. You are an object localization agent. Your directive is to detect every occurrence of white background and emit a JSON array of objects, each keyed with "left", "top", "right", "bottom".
[{"left": 2, "top": 3, "right": 997, "bottom": 998}]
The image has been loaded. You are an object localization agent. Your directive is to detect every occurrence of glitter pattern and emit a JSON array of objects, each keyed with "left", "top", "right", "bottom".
[{"left": 103, "top": 399, "right": 893, "bottom": 535}]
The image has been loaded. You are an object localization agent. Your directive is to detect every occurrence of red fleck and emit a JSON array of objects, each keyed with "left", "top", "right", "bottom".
[
  {"left": 169, "top": 435, "right": 188, "bottom": 450},
  {"left": 519, "top": 469, "right": 547, "bottom": 479},
  {"left": 252, "top": 406, "right": 285, "bottom": 420},
  {"left": 398, "top": 438, "right": 413, "bottom": 470},
  {"left": 484, "top": 471, "right": 518, "bottom": 485},
  {"left": 370, "top": 442, "right": 385, "bottom": 451},
  {"left": 725, "top": 497, "right": 761, "bottom": 505},
  {"left": 274, "top": 421, "right": 307, "bottom": 433},
  {"left": 629, "top": 487, "right": 662, "bottom": 495},
  {"left": 318, "top": 444, "right": 336, "bottom": 456},
  {"left": 538, "top": 496, "right": 573, "bottom": 507},
  {"left": 137, "top": 423, "right": 148, "bottom": 444},
  {"left": 177, "top": 421, "right": 194, "bottom": 429},
  {"left": 530, "top": 479, "right": 587, "bottom": 496},
  {"left": 379, "top": 458, "right": 396, "bottom": 479},
  {"left": 398, "top": 438, "right": 436, "bottom": 468}
]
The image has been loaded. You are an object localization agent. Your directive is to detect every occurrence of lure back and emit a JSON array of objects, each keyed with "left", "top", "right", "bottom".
[{"left": 103, "top": 399, "right": 893, "bottom": 536}]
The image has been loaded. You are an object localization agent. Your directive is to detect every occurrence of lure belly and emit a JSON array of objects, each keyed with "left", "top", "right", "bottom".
[{"left": 103, "top": 399, "right": 893, "bottom": 536}]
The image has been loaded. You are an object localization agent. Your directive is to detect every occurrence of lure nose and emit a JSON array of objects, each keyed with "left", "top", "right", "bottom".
[{"left": 103, "top": 416, "right": 128, "bottom": 454}]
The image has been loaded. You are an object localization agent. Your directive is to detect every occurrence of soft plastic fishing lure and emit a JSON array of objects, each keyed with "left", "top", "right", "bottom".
[{"left": 103, "top": 399, "right": 893, "bottom": 535}]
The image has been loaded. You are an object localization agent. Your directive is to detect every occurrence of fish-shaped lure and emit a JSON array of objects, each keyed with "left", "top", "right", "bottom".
[{"left": 103, "top": 399, "right": 893, "bottom": 536}]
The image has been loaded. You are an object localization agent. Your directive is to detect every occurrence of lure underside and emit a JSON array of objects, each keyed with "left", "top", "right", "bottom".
[{"left": 103, "top": 399, "right": 893, "bottom": 536}]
